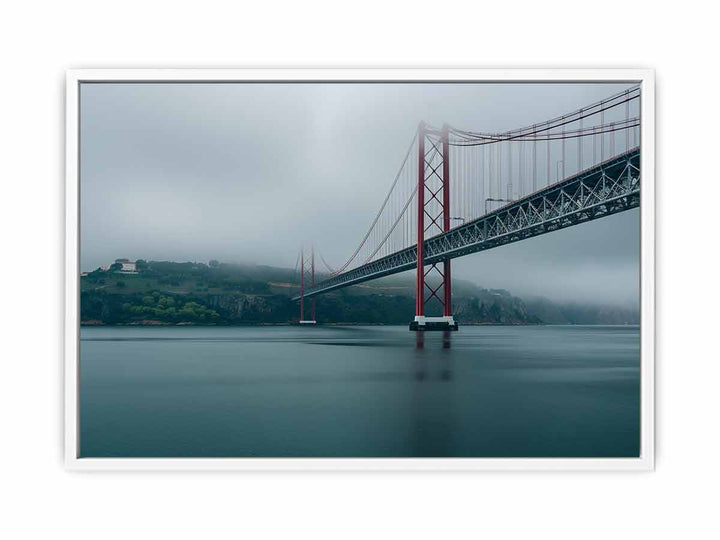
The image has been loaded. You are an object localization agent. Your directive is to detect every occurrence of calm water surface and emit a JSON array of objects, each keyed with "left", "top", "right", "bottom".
[{"left": 80, "top": 325, "right": 640, "bottom": 458}]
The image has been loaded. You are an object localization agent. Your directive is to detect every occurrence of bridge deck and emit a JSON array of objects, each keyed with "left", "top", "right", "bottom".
[{"left": 293, "top": 148, "right": 640, "bottom": 300}]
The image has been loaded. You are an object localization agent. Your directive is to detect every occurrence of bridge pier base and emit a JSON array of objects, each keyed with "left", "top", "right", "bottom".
[{"left": 409, "top": 315, "right": 458, "bottom": 332}]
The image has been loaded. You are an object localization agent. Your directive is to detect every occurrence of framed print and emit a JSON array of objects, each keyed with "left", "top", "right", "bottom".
[{"left": 65, "top": 69, "right": 654, "bottom": 470}]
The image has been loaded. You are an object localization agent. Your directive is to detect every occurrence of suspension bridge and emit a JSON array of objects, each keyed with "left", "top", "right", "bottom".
[{"left": 293, "top": 86, "right": 641, "bottom": 330}]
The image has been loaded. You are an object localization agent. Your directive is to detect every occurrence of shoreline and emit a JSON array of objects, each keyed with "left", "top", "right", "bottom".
[{"left": 80, "top": 321, "right": 638, "bottom": 328}]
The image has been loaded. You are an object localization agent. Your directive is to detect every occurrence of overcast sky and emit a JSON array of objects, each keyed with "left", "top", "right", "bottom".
[{"left": 80, "top": 81, "right": 639, "bottom": 306}]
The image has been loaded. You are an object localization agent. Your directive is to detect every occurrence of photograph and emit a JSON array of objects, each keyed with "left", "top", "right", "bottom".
[
  {"left": 8, "top": 2, "right": 720, "bottom": 537},
  {"left": 67, "top": 71, "right": 652, "bottom": 467}
]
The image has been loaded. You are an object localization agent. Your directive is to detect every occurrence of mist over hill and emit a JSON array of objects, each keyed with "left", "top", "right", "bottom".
[{"left": 80, "top": 260, "right": 638, "bottom": 326}]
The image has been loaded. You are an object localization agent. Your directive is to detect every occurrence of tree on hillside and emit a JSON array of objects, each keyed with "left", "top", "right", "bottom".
[{"left": 209, "top": 259, "right": 220, "bottom": 268}]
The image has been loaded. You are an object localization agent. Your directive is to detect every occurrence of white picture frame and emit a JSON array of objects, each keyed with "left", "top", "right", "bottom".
[{"left": 65, "top": 68, "right": 655, "bottom": 471}]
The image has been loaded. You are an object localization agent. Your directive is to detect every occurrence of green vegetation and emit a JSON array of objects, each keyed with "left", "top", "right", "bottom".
[
  {"left": 82, "top": 261, "right": 274, "bottom": 296},
  {"left": 81, "top": 261, "right": 291, "bottom": 325},
  {"left": 122, "top": 294, "right": 220, "bottom": 323},
  {"left": 80, "top": 259, "right": 638, "bottom": 326}
]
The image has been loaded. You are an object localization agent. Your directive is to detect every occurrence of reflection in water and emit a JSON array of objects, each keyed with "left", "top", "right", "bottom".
[
  {"left": 413, "top": 330, "right": 453, "bottom": 350},
  {"left": 441, "top": 330, "right": 453, "bottom": 380},
  {"left": 440, "top": 364, "right": 452, "bottom": 381},
  {"left": 411, "top": 330, "right": 456, "bottom": 456},
  {"left": 443, "top": 329, "right": 451, "bottom": 349},
  {"left": 413, "top": 330, "right": 453, "bottom": 381},
  {"left": 79, "top": 325, "right": 641, "bottom": 458}
]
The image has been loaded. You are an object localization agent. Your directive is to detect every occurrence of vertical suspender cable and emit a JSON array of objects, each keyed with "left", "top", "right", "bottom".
[
  {"left": 625, "top": 90, "right": 630, "bottom": 152},
  {"left": 561, "top": 120, "right": 565, "bottom": 180},
  {"left": 532, "top": 127, "right": 537, "bottom": 191},
  {"left": 601, "top": 108, "right": 605, "bottom": 161},
  {"left": 546, "top": 137, "right": 550, "bottom": 187},
  {"left": 578, "top": 115, "right": 583, "bottom": 172}
]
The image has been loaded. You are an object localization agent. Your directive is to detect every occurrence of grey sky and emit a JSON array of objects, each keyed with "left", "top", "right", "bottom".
[{"left": 80, "top": 82, "right": 639, "bottom": 306}]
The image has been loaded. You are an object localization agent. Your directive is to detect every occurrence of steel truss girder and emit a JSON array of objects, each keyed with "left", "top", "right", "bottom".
[{"left": 293, "top": 148, "right": 640, "bottom": 300}]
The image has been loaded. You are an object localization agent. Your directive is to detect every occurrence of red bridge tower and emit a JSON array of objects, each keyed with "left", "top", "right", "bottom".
[
  {"left": 410, "top": 123, "right": 457, "bottom": 331},
  {"left": 299, "top": 247, "right": 317, "bottom": 325}
]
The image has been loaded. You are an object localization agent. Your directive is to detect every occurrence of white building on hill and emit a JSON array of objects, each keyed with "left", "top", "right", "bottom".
[{"left": 115, "top": 258, "right": 138, "bottom": 273}]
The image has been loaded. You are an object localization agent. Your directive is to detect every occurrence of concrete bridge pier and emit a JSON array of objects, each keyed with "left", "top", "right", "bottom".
[{"left": 409, "top": 315, "right": 458, "bottom": 332}]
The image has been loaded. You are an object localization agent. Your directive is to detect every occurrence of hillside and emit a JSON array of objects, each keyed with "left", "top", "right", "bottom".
[
  {"left": 522, "top": 296, "right": 640, "bottom": 325},
  {"left": 80, "top": 260, "right": 636, "bottom": 326}
]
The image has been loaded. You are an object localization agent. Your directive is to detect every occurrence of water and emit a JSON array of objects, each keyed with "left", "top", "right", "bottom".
[{"left": 79, "top": 325, "right": 640, "bottom": 458}]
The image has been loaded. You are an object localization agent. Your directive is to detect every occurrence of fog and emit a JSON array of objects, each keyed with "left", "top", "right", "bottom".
[{"left": 80, "top": 81, "right": 639, "bottom": 306}]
